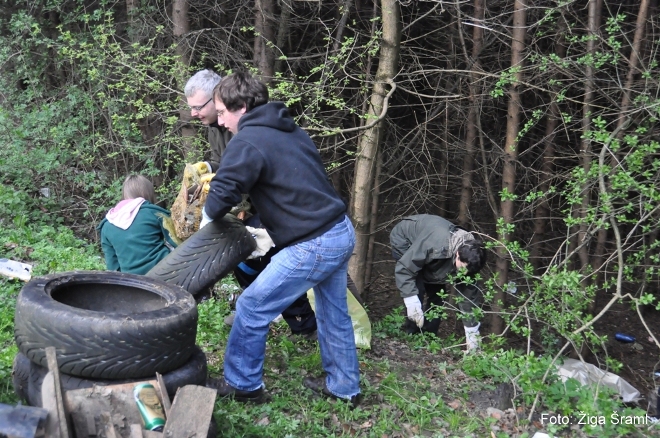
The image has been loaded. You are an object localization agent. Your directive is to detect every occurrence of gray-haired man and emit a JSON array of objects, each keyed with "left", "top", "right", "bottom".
[{"left": 184, "top": 69, "right": 233, "bottom": 174}]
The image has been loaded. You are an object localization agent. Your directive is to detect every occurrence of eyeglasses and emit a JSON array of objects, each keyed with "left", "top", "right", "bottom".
[{"left": 189, "top": 97, "right": 213, "bottom": 112}]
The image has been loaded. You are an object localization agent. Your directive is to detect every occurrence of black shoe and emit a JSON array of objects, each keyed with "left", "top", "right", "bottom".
[
  {"left": 401, "top": 318, "right": 422, "bottom": 334},
  {"left": 303, "top": 376, "right": 362, "bottom": 409},
  {"left": 288, "top": 330, "right": 318, "bottom": 342},
  {"left": 207, "top": 378, "right": 266, "bottom": 403}
]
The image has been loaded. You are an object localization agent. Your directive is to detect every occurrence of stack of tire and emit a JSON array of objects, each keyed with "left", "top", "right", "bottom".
[{"left": 12, "top": 216, "right": 256, "bottom": 411}]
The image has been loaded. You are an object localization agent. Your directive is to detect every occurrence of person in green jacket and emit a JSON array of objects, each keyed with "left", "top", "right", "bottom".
[
  {"left": 390, "top": 214, "right": 487, "bottom": 351},
  {"left": 98, "top": 175, "right": 178, "bottom": 275},
  {"left": 184, "top": 69, "right": 233, "bottom": 176}
]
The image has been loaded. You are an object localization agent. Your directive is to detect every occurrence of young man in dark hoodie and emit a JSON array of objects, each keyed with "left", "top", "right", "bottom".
[{"left": 201, "top": 71, "right": 361, "bottom": 408}]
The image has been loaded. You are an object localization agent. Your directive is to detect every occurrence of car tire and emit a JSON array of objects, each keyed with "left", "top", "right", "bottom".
[
  {"left": 147, "top": 215, "right": 256, "bottom": 298},
  {"left": 12, "top": 352, "right": 30, "bottom": 402},
  {"left": 15, "top": 271, "right": 197, "bottom": 379},
  {"left": 25, "top": 346, "right": 207, "bottom": 407}
]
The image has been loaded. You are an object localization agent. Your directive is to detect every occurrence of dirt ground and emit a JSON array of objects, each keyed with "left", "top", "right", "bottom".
[{"left": 362, "top": 251, "right": 660, "bottom": 419}]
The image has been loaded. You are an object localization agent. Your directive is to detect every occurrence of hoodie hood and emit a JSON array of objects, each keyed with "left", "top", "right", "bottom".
[
  {"left": 237, "top": 102, "right": 297, "bottom": 133},
  {"left": 105, "top": 198, "right": 146, "bottom": 230}
]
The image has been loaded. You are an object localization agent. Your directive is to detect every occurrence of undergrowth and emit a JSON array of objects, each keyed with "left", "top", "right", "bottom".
[{"left": 0, "top": 183, "right": 658, "bottom": 437}]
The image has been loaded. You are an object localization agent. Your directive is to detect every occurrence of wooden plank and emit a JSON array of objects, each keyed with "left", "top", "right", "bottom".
[
  {"left": 155, "top": 373, "right": 171, "bottom": 418},
  {"left": 45, "top": 347, "right": 70, "bottom": 438},
  {"left": 129, "top": 424, "right": 144, "bottom": 438},
  {"left": 64, "top": 380, "right": 159, "bottom": 438},
  {"left": 84, "top": 411, "right": 96, "bottom": 437},
  {"left": 41, "top": 372, "right": 60, "bottom": 438},
  {"left": 0, "top": 403, "right": 48, "bottom": 438},
  {"left": 162, "top": 385, "right": 216, "bottom": 438},
  {"left": 100, "top": 412, "right": 118, "bottom": 438}
]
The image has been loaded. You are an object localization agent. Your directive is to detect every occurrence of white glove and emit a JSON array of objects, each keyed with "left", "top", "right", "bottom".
[
  {"left": 403, "top": 296, "right": 424, "bottom": 328},
  {"left": 199, "top": 207, "right": 213, "bottom": 229},
  {"left": 464, "top": 323, "right": 481, "bottom": 352},
  {"left": 246, "top": 226, "right": 275, "bottom": 259}
]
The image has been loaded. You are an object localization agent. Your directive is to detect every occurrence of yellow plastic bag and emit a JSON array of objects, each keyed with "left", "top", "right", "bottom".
[
  {"left": 170, "top": 164, "right": 213, "bottom": 241},
  {"left": 306, "top": 288, "right": 372, "bottom": 349}
]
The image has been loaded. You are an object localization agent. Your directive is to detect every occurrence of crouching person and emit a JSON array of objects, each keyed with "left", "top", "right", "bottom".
[
  {"left": 98, "top": 175, "right": 178, "bottom": 275},
  {"left": 390, "top": 214, "right": 487, "bottom": 352}
]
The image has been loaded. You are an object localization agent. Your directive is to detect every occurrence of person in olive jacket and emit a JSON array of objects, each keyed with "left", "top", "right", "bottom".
[
  {"left": 184, "top": 69, "right": 233, "bottom": 175},
  {"left": 390, "top": 214, "right": 487, "bottom": 351},
  {"left": 98, "top": 175, "right": 178, "bottom": 275}
]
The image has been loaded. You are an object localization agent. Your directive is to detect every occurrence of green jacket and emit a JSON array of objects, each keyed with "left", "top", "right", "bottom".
[
  {"left": 207, "top": 123, "right": 233, "bottom": 172},
  {"left": 390, "top": 214, "right": 472, "bottom": 298},
  {"left": 98, "top": 202, "right": 177, "bottom": 275}
]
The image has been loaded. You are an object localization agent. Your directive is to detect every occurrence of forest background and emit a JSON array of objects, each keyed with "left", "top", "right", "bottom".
[{"left": 1, "top": 0, "right": 660, "bottom": 436}]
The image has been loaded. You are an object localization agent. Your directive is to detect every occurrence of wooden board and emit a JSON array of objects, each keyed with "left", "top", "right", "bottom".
[
  {"left": 41, "top": 372, "right": 60, "bottom": 438},
  {"left": 64, "top": 380, "right": 158, "bottom": 438},
  {"left": 162, "top": 385, "right": 216, "bottom": 438},
  {"left": 45, "top": 347, "right": 70, "bottom": 438}
]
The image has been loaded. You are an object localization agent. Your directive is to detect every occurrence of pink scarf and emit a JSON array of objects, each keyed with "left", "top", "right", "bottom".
[{"left": 106, "top": 198, "right": 146, "bottom": 230}]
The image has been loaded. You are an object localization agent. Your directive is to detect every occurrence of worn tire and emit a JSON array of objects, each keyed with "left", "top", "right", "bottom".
[
  {"left": 15, "top": 271, "right": 198, "bottom": 379},
  {"left": 147, "top": 215, "right": 256, "bottom": 297},
  {"left": 25, "top": 346, "right": 207, "bottom": 407},
  {"left": 12, "top": 353, "right": 30, "bottom": 402}
]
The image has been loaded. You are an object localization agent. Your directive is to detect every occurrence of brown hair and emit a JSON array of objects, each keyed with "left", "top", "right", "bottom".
[
  {"left": 122, "top": 175, "right": 156, "bottom": 204},
  {"left": 213, "top": 71, "right": 269, "bottom": 112}
]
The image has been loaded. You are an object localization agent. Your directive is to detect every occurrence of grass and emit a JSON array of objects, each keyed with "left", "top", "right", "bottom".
[{"left": 1, "top": 185, "right": 659, "bottom": 437}]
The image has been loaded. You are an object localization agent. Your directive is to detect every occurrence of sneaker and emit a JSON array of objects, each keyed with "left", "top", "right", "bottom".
[
  {"left": 207, "top": 378, "right": 266, "bottom": 404},
  {"left": 224, "top": 313, "right": 235, "bottom": 326},
  {"left": 302, "top": 330, "right": 318, "bottom": 341},
  {"left": 302, "top": 376, "right": 361, "bottom": 409}
]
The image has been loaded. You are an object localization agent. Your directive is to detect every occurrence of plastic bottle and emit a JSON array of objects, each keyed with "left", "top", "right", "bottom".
[
  {"left": 0, "top": 259, "right": 32, "bottom": 282},
  {"left": 614, "top": 333, "right": 635, "bottom": 343},
  {"left": 134, "top": 383, "right": 166, "bottom": 432}
]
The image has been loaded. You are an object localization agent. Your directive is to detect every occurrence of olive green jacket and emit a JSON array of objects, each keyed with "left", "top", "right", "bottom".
[
  {"left": 207, "top": 123, "right": 233, "bottom": 172},
  {"left": 390, "top": 214, "right": 473, "bottom": 298}
]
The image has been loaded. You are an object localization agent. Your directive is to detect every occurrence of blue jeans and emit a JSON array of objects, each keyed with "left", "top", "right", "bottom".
[{"left": 224, "top": 215, "right": 360, "bottom": 398}]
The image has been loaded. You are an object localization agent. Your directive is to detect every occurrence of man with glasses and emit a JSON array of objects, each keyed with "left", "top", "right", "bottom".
[{"left": 184, "top": 69, "right": 232, "bottom": 174}]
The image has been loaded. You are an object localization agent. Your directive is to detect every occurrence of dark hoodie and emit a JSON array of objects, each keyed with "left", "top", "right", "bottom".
[{"left": 204, "top": 102, "right": 346, "bottom": 247}]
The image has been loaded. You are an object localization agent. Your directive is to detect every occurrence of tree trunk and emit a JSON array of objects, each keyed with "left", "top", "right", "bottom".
[
  {"left": 457, "top": 0, "right": 484, "bottom": 228},
  {"left": 530, "top": 18, "right": 567, "bottom": 273},
  {"left": 590, "top": 0, "right": 650, "bottom": 305},
  {"left": 348, "top": 0, "right": 400, "bottom": 296},
  {"left": 172, "top": 0, "right": 196, "bottom": 157},
  {"left": 273, "top": 0, "right": 292, "bottom": 74},
  {"left": 364, "top": 148, "right": 383, "bottom": 292},
  {"left": 254, "top": 0, "right": 276, "bottom": 81},
  {"left": 493, "top": 0, "right": 526, "bottom": 335}
]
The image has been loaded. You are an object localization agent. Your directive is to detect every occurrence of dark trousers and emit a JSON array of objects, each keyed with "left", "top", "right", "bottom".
[
  {"left": 233, "top": 215, "right": 317, "bottom": 335},
  {"left": 392, "top": 248, "right": 446, "bottom": 334},
  {"left": 400, "top": 277, "right": 446, "bottom": 334}
]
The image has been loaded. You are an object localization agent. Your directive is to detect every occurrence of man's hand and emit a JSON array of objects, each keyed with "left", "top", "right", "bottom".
[
  {"left": 192, "top": 161, "right": 212, "bottom": 175},
  {"left": 199, "top": 173, "right": 215, "bottom": 184},
  {"left": 245, "top": 226, "right": 275, "bottom": 258},
  {"left": 199, "top": 207, "right": 213, "bottom": 229},
  {"left": 200, "top": 173, "right": 215, "bottom": 194},
  {"left": 403, "top": 296, "right": 424, "bottom": 328}
]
